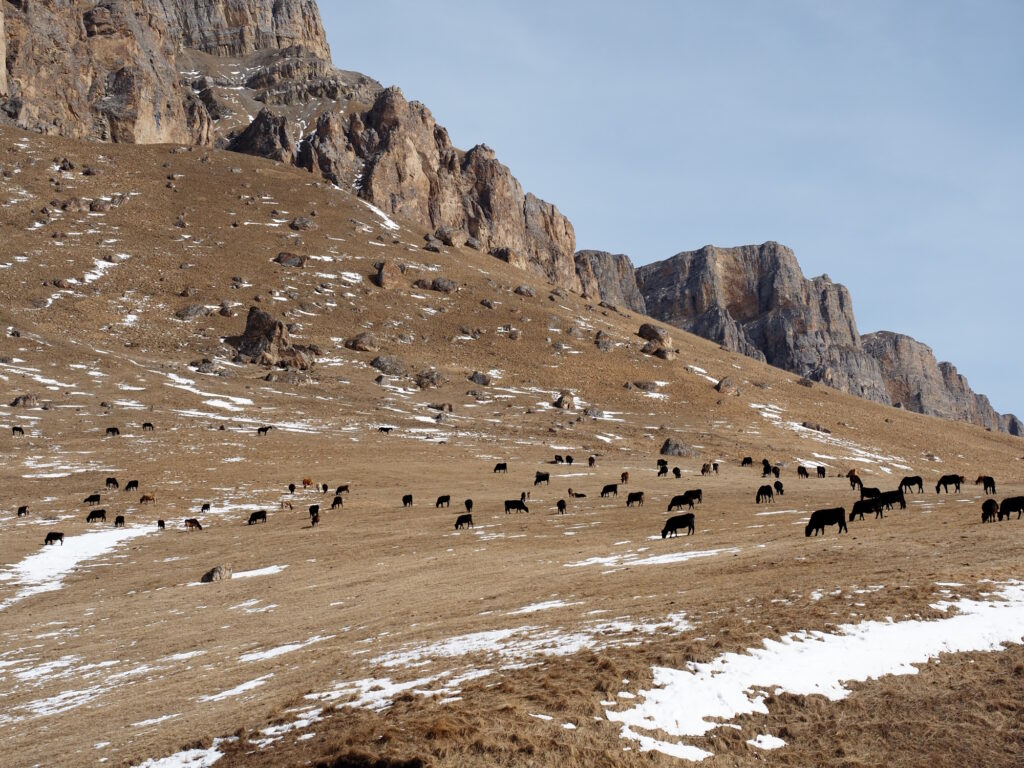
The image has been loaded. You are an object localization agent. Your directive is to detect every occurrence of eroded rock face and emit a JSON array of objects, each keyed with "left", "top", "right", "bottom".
[
  {"left": 637, "top": 242, "right": 892, "bottom": 404},
  {"left": 235, "top": 307, "right": 316, "bottom": 369},
  {"left": 862, "top": 331, "right": 1021, "bottom": 434},
  {"left": 574, "top": 251, "right": 645, "bottom": 312}
]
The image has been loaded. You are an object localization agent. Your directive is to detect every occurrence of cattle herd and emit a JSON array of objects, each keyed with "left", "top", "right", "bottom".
[{"left": 5, "top": 423, "right": 1021, "bottom": 555}]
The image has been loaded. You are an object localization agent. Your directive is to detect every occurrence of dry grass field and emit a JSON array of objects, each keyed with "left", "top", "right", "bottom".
[{"left": 1, "top": 127, "right": 1022, "bottom": 768}]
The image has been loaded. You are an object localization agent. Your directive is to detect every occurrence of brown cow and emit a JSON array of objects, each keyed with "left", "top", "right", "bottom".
[
  {"left": 280, "top": 500, "right": 294, "bottom": 510},
  {"left": 302, "top": 477, "right": 313, "bottom": 489},
  {"left": 184, "top": 518, "right": 202, "bottom": 531},
  {"left": 140, "top": 495, "right": 155, "bottom": 505},
  {"left": 621, "top": 471, "right": 629, "bottom": 484}
]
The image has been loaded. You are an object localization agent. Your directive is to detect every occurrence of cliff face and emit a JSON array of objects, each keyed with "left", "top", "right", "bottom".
[
  {"left": 574, "top": 250, "right": 646, "bottom": 312},
  {"left": 636, "top": 242, "right": 892, "bottom": 403},
  {"left": 862, "top": 332, "right": 1021, "bottom": 435}
]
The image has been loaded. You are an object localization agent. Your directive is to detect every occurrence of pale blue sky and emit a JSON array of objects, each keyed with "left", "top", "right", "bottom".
[{"left": 321, "top": 2, "right": 1022, "bottom": 416}]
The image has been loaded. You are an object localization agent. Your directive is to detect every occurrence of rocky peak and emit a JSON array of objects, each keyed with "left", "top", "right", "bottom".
[{"left": 574, "top": 250, "right": 646, "bottom": 313}]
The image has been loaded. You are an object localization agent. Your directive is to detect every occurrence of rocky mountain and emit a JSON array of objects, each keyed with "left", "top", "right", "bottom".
[
  {"left": 862, "top": 332, "right": 1023, "bottom": 436},
  {"left": 574, "top": 250, "right": 646, "bottom": 313},
  {"left": 0, "top": 0, "right": 576, "bottom": 289}
]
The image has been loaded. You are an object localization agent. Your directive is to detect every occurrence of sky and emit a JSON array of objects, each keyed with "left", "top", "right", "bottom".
[{"left": 320, "top": 2, "right": 1023, "bottom": 415}]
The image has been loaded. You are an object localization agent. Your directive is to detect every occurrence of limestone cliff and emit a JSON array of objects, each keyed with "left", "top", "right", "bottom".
[{"left": 574, "top": 250, "right": 646, "bottom": 312}]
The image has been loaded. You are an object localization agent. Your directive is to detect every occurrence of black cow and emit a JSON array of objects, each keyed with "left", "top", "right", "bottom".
[
  {"left": 45, "top": 532, "right": 64, "bottom": 546},
  {"left": 435, "top": 495, "right": 451, "bottom": 508},
  {"left": 999, "top": 496, "right": 1024, "bottom": 520},
  {"left": 566, "top": 455, "right": 574, "bottom": 466},
  {"left": 850, "top": 498, "right": 883, "bottom": 521},
  {"left": 257, "top": 425, "right": 273, "bottom": 436},
  {"left": 713, "top": 463, "right": 719, "bottom": 474},
  {"left": 936, "top": 474, "right": 963, "bottom": 494},
  {"left": 12, "top": 426, "right": 25, "bottom": 437},
  {"left": 982, "top": 499, "right": 998, "bottom": 523},
  {"left": 805, "top": 508, "right": 847, "bottom": 536},
  {"left": 185, "top": 518, "right": 202, "bottom": 531},
  {"left": 125, "top": 480, "right": 139, "bottom": 492},
  {"left": 535, "top": 471, "right": 550, "bottom": 486},
  {"left": 774, "top": 480, "right": 784, "bottom": 496},
  {"left": 554, "top": 455, "right": 564, "bottom": 464},
  {"left": 106, "top": 477, "right": 119, "bottom": 489},
  {"left": 288, "top": 483, "right": 296, "bottom": 494},
  {"left": 741, "top": 457, "right": 753, "bottom": 467},
  {"left": 17, "top": 505, "right": 29, "bottom": 517},
  {"left": 860, "top": 486, "right": 881, "bottom": 500},
  {"left": 657, "top": 458, "right": 668, "bottom": 468},
  {"left": 321, "top": 483, "right": 329, "bottom": 494},
  {"left": 899, "top": 476, "right": 924, "bottom": 494},
  {"left": 106, "top": 427, "right": 120, "bottom": 437},
  {"left": 378, "top": 426, "right": 393, "bottom": 434},
  {"left": 601, "top": 483, "right": 618, "bottom": 497},
  {"left": 505, "top": 499, "right": 529, "bottom": 514},
  {"left": 248, "top": 510, "right": 268, "bottom": 525},
  {"left": 668, "top": 494, "right": 693, "bottom": 511},
  {"left": 568, "top": 488, "right": 586, "bottom": 498},
  {"left": 402, "top": 494, "right": 413, "bottom": 508},
  {"left": 556, "top": 499, "right": 567, "bottom": 514},
  {"left": 142, "top": 422, "right": 155, "bottom": 431},
  {"left": 877, "top": 489, "right": 907, "bottom": 510},
  {"left": 975, "top": 476, "right": 996, "bottom": 495},
  {"left": 658, "top": 465, "right": 668, "bottom": 477},
  {"left": 114, "top": 515, "right": 125, "bottom": 528},
  {"left": 798, "top": 466, "right": 809, "bottom": 479},
  {"left": 662, "top": 513, "right": 695, "bottom": 538},
  {"left": 84, "top": 493, "right": 101, "bottom": 506},
  {"left": 817, "top": 466, "right": 826, "bottom": 479},
  {"left": 755, "top": 485, "right": 774, "bottom": 504},
  {"left": 308, "top": 504, "right": 319, "bottom": 518},
  {"left": 310, "top": 510, "right": 320, "bottom": 527},
  {"left": 201, "top": 503, "right": 211, "bottom": 513},
  {"left": 455, "top": 513, "right": 473, "bottom": 529},
  {"left": 685, "top": 489, "right": 703, "bottom": 504},
  {"left": 336, "top": 485, "right": 350, "bottom": 495},
  {"left": 588, "top": 456, "right": 596, "bottom": 468},
  {"left": 762, "top": 460, "right": 772, "bottom": 478},
  {"left": 493, "top": 462, "right": 508, "bottom": 473},
  {"left": 673, "top": 467, "right": 682, "bottom": 479},
  {"left": 331, "top": 495, "right": 344, "bottom": 510},
  {"left": 86, "top": 509, "right": 106, "bottom": 523},
  {"left": 157, "top": 520, "right": 165, "bottom": 530},
  {"left": 626, "top": 491, "right": 645, "bottom": 507},
  {"left": 772, "top": 466, "right": 781, "bottom": 479}
]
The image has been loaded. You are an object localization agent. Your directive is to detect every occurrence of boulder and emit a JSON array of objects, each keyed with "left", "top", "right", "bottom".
[
  {"left": 414, "top": 369, "right": 445, "bottom": 389},
  {"left": 176, "top": 304, "right": 209, "bottom": 320},
  {"left": 660, "top": 439, "right": 697, "bottom": 458},
  {"left": 228, "top": 109, "right": 295, "bottom": 164},
  {"left": 345, "top": 333, "right": 380, "bottom": 352},
  {"left": 469, "top": 371, "right": 491, "bottom": 386},
  {"left": 200, "top": 565, "right": 232, "bottom": 584},
  {"left": 435, "top": 226, "right": 468, "bottom": 248},
  {"left": 716, "top": 377, "right": 740, "bottom": 396},
  {"left": 430, "top": 277, "right": 458, "bottom": 294},
  {"left": 274, "top": 252, "right": 308, "bottom": 268},
  {"left": 514, "top": 284, "right": 536, "bottom": 298},
  {"left": 376, "top": 260, "right": 404, "bottom": 289},
  {"left": 234, "top": 307, "right": 317, "bottom": 370},
  {"left": 594, "top": 330, "right": 613, "bottom": 352},
  {"left": 10, "top": 394, "right": 40, "bottom": 408},
  {"left": 371, "top": 355, "right": 407, "bottom": 376},
  {"left": 553, "top": 392, "right": 576, "bottom": 410},
  {"left": 638, "top": 323, "right": 673, "bottom": 347},
  {"left": 289, "top": 216, "right": 317, "bottom": 232}
]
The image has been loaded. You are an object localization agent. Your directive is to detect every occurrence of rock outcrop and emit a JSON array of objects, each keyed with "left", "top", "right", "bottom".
[
  {"left": 234, "top": 307, "right": 317, "bottom": 369},
  {"left": 636, "top": 242, "right": 892, "bottom": 403},
  {"left": 574, "top": 251, "right": 646, "bottom": 312},
  {"left": 862, "top": 332, "right": 1021, "bottom": 435}
]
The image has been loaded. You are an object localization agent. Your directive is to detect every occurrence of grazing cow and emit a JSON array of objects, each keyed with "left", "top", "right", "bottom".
[
  {"left": 849, "top": 475, "right": 863, "bottom": 491},
  {"left": 535, "top": 471, "right": 550, "bottom": 486},
  {"left": 464, "top": 499, "right": 473, "bottom": 513},
  {"left": 521, "top": 491, "right": 528, "bottom": 503},
  {"left": 321, "top": 483, "right": 329, "bottom": 494},
  {"left": 566, "top": 455, "right": 574, "bottom": 466},
  {"left": 44, "top": 532, "right": 64, "bottom": 546},
  {"left": 975, "top": 476, "right": 996, "bottom": 495},
  {"left": 673, "top": 467, "right": 682, "bottom": 479},
  {"left": 621, "top": 471, "right": 629, "bottom": 484},
  {"left": 701, "top": 463, "right": 712, "bottom": 476},
  {"left": 140, "top": 495, "right": 155, "bottom": 505},
  {"left": 114, "top": 515, "right": 125, "bottom": 528},
  {"left": 741, "top": 457, "right": 753, "bottom": 467},
  {"left": 302, "top": 477, "right": 313, "bottom": 489},
  {"left": 657, "top": 458, "right": 668, "bottom": 468},
  {"left": 86, "top": 510, "right": 106, "bottom": 523},
  {"left": 557, "top": 499, "right": 567, "bottom": 514},
  {"left": 877, "top": 490, "right": 907, "bottom": 510},
  {"left": 850, "top": 498, "right": 884, "bottom": 521},
  {"left": 936, "top": 474, "right": 964, "bottom": 494},
  {"left": 455, "top": 513, "right": 474, "bottom": 529},
  {"left": 554, "top": 455, "right": 564, "bottom": 464},
  {"left": 504, "top": 499, "right": 529, "bottom": 514},
  {"left": 999, "top": 496, "right": 1024, "bottom": 520},
  {"left": 626, "top": 491, "right": 645, "bottom": 507},
  {"left": 772, "top": 466, "right": 781, "bottom": 479},
  {"left": 84, "top": 493, "right": 101, "bottom": 506},
  {"left": 982, "top": 499, "right": 998, "bottom": 523},
  {"left": 125, "top": 480, "right": 139, "bottom": 493},
  {"left": 662, "top": 513, "right": 695, "bottom": 538},
  {"left": 248, "top": 510, "right": 268, "bottom": 525},
  {"left": 435, "top": 495, "right": 451, "bottom": 508},
  {"left": 713, "top": 463, "right": 719, "bottom": 474},
  {"left": 685, "top": 489, "right": 703, "bottom": 504},
  {"left": 798, "top": 466, "right": 809, "bottom": 479},
  {"left": 588, "top": 456, "right": 596, "bottom": 468},
  {"left": 157, "top": 520, "right": 165, "bottom": 530},
  {"left": 105, "top": 427, "right": 120, "bottom": 437},
  {"left": 899, "top": 476, "right": 924, "bottom": 494},
  {"left": 17, "top": 505, "right": 29, "bottom": 517},
  {"left": 756, "top": 485, "right": 774, "bottom": 504},
  {"left": 817, "top": 466, "right": 827, "bottom": 479},
  {"left": 493, "top": 462, "right": 508, "bottom": 473},
  {"left": 601, "top": 483, "right": 618, "bottom": 498},
  {"left": 668, "top": 494, "right": 693, "bottom": 511},
  {"left": 142, "top": 422, "right": 154, "bottom": 431},
  {"left": 288, "top": 483, "right": 296, "bottom": 495},
  {"left": 106, "top": 477, "right": 119, "bottom": 489},
  {"left": 185, "top": 518, "right": 202, "bottom": 531},
  {"left": 861, "top": 487, "right": 881, "bottom": 501},
  {"left": 658, "top": 465, "right": 668, "bottom": 477},
  {"left": 335, "top": 485, "right": 350, "bottom": 495},
  {"left": 331, "top": 496, "right": 344, "bottom": 510},
  {"left": 201, "top": 503, "right": 211, "bottom": 513},
  {"left": 402, "top": 494, "right": 413, "bottom": 508},
  {"left": 257, "top": 425, "right": 273, "bottom": 436},
  {"left": 774, "top": 480, "right": 784, "bottom": 496},
  {"left": 12, "top": 426, "right": 25, "bottom": 437},
  {"left": 762, "top": 461, "right": 772, "bottom": 478},
  {"left": 568, "top": 488, "right": 586, "bottom": 499},
  {"left": 805, "top": 508, "right": 848, "bottom": 537},
  {"left": 378, "top": 426, "right": 393, "bottom": 434},
  {"left": 310, "top": 510, "right": 320, "bottom": 527},
  {"left": 308, "top": 504, "right": 320, "bottom": 518}
]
